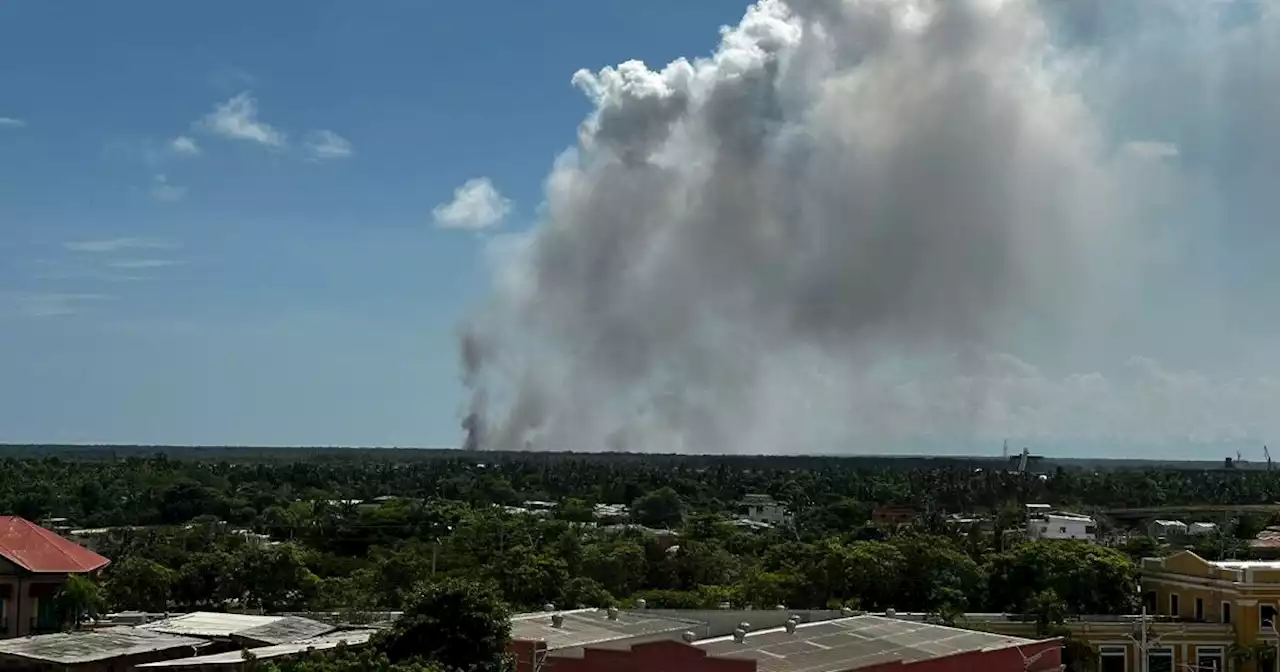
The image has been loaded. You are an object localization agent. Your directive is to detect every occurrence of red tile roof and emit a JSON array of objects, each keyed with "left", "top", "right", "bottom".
[{"left": 0, "top": 516, "right": 110, "bottom": 573}]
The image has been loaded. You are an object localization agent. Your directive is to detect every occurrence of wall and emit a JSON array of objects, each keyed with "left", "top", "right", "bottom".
[
  {"left": 513, "top": 636, "right": 1059, "bottom": 672},
  {"left": 0, "top": 562, "right": 69, "bottom": 639},
  {"left": 857, "top": 640, "right": 1062, "bottom": 672}
]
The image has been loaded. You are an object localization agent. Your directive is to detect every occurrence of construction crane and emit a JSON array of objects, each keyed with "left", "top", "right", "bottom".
[{"left": 1266, "top": 445, "right": 1273, "bottom": 472}]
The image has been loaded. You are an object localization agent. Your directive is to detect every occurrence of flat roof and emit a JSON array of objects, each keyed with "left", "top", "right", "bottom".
[
  {"left": 140, "top": 612, "right": 284, "bottom": 638},
  {"left": 0, "top": 626, "right": 207, "bottom": 665},
  {"left": 1213, "top": 560, "right": 1280, "bottom": 569},
  {"left": 511, "top": 609, "right": 697, "bottom": 651},
  {"left": 235, "top": 616, "right": 335, "bottom": 644},
  {"left": 138, "top": 630, "right": 377, "bottom": 668},
  {"left": 696, "top": 615, "right": 1041, "bottom": 672}
]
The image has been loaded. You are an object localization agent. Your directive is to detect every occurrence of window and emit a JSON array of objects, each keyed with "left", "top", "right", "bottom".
[
  {"left": 1196, "top": 646, "right": 1223, "bottom": 672},
  {"left": 1170, "top": 593, "right": 1180, "bottom": 617},
  {"left": 0, "top": 597, "right": 6, "bottom": 633},
  {"left": 1223, "top": 601, "right": 1232, "bottom": 624},
  {"left": 1196, "top": 597, "right": 1204, "bottom": 621},
  {"left": 1263, "top": 604, "right": 1278, "bottom": 629},
  {"left": 1099, "top": 645, "right": 1127, "bottom": 672},
  {"left": 1147, "top": 647, "right": 1174, "bottom": 672},
  {"left": 1144, "top": 591, "right": 1158, "bottom": 613},
  {"left": 1085, "top": 525, "right": 1097, "bottom": 534}
]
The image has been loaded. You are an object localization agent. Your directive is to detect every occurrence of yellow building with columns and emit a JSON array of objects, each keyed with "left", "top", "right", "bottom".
[{"left": 958, "top": 550, "right": 1280, "bottom": 672}]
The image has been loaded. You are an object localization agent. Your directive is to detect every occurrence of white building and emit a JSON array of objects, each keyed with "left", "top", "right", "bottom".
[
  {"left": 1150, "top": 519, "right": 1189, "bottom": 539},
  {"left": 1189, "top": 522, "right": 1218, "bottom": 536},
  {"left": 738, "top": 494, "right": 792, "bottom": 526},
  {"left": 1026, "top": 510, "right": 1096, "bottom": 541}
]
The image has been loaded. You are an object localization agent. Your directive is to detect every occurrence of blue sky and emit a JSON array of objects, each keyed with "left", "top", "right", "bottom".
[
  {"left": 4, "top": 1, "right": 1280, "bottom": 458},
  {"left": 0, "top": 1, "right": 748, "bottom": 446}
]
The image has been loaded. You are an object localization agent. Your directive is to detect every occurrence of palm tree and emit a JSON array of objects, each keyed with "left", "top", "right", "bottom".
[{"left": 55, "top": 575, "right": 104, "bottom": 629}]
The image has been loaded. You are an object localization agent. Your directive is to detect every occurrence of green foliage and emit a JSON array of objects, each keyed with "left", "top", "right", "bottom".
[
  {"left": 55, "top": 574, "right": 104, "bottom": 628},
  {"left": 376, "top": 579, "right": 511, "bottom": 670},
  {"left": 631, "top": 487, "right": 684, "bottom": 528},
  {"left": 3, "top": 449, "right": 1253, "bottom": 618}
]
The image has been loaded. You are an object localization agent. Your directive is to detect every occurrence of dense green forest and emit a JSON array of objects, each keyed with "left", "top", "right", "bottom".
[{"left": 8, "top": 448, "right": 1280, "bottom": 623}]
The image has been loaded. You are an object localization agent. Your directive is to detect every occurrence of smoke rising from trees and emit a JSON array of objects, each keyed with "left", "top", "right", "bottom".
[{"left": 459, "top": 0, "right": 1280, "bottom": 453}]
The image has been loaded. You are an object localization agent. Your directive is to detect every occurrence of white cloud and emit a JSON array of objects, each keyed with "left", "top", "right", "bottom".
[
  {"left": 150, "top": 174, "right": 187, "bottom": 202},
  {"left": 305, "top": 130, "right": 353, "bottom": 160},
  {"left": 0, "top": 293, "right": 110, "bottom": 318},
  {"left": 0, "top": 117, "right": 24, "bottom": 129},
  {"left": 169, "top": 136, "right": 201, "bottom": 156},
  {"left": 433, "top": 178, "right": 512, "bottom": 230},
  {"left": 199, "top": 92, "right": 285, "bottom": 148},
  {"left": 64, "top": 237, "right": 176, "bottom": 253},
  {"left": 1122, "top": 141, "right": 1180, "bottom": 160},
  {"left": 107, "top": 259, "right": 181, "bottom": 270}
]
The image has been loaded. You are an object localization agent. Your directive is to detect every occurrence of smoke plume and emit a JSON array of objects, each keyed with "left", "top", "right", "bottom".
[{"left": 458, "top": 0, "right": 1271, "bottom": 453}]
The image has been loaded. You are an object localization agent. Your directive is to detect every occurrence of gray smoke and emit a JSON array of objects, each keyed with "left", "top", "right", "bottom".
[{"left": 459, "top": 0, "right": 1178, "bottom": 453}]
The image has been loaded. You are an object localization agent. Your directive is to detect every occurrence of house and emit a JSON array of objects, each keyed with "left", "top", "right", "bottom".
[
  {"left": 135, "top": 630, "right": 377, "bottom": 670},
  {"left": 510, "top": 612, "right": 1061, "bottom": 672},
  {"left": 138, "top": 612, "right": 333, "bottom": 647},
  {"left": 1188, "top": 522, "right": 1218, "bottom": 536},
  {"left": 737, "top": 495, "right": 791, "bottom": 526},
  {"left": 1149, "top": 520, "right": 1188, "bottom": 540},
  {"left": 952, "top": 549, "right": 1280, "bottom": 671},
  {"left": 0, "top": 626, "right": 207, "bottom": 671},
  {"left": 1025, "top": 510, "right": 1096, "bottom": 541},
  {"left": 0, "top": 516, "right": 111, "bottom": 638},
  {"left": 871, "top": 505, "right": 917, "bottom": 528}
]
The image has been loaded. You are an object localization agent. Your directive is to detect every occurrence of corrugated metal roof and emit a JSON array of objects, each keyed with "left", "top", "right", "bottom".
[
  {"left": 137, "top": 630, "right": 378, "bottom": 668},
  {"left": 696, "top": 615, "right": 1042, "bottom": 672},
  {"left": 511, "top": 608, "right": 697, "bottom": 651},
  {"left": 234, "top": 616, "right": 335, "bottom": 645},
  {"left": 140, "top": 612, "right": 283, "bottom": 638},
  {"left": 0, "top": 516, "right": 111, "bottom": 573},
  {"left": 0, "top": 626, "right": 207, "bottom": 664}
]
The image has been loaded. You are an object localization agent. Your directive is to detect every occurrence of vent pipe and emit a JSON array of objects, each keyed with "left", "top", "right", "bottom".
[
  {"left": 551, "top": 613, "right": 564, "bottom": 628},
  {"left": 607, "top": 606, "right": 619, "bottom": 621},
  {"left": 636, "top": 598, "right": 647, "bottom": 610},
  {"left": 885, "top": 608, "right": 896, "bottom": 618},
  {"left": 738, "top": 621, "right": 751, "bottom": 632},
  {"left": 682, "top": 631, "right": 697, "bottom": 643},
  {"left": 840, "top": 606, "right": 853, "bottom": 617},
  {"left": 733, "top": 627, "right": 747, "bottom": 643}
]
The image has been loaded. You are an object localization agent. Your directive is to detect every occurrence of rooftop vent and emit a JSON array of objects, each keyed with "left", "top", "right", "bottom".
[
  {"left": 733, "top": 627, "right": 747, "bottom": 643},
  {"left": 543, "top": 603, "right": 556, "bottom": 612},
  {"left": 840, "top": 606, "right": 854, "bottom": 617},
  {"left": 636, "top": 598, "right": 647, "bottom": 610},
  {"left": 738, "top": 621, "right": 751, "bottom": 632},
  {"left": 885, "top": 608, "right": 896, "bottom": 618},
  {"left": 774, "top": 604, "right": 786, "bottom": 610},
  {"left": 551, "top": 613, "right": 565, "bottom": 628},
  {"left": 607, "top": 606, "right": 619, "bottom": 621},
  {"left": 784, "top": 618, "right": 798, "bottom": 634},
  {"left": 682, "top": 631, "right": 697, "bottom": 643}
]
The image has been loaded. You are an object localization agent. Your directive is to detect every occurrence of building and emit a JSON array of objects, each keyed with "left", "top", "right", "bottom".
[
  {"left": 737, "top": 495, "right": 791, "bottom": 526},
  {"left": 1025, "top": 509, "right": 1096, "bottom": 541},
  {"left": 871, "top": 506, "right": 917, "bottom": 528},
  {"left": 139, "top": 612, "right": 333, "bottom": 647},
  {"left": 1190, "top": 522, "right": 1219, "bottom": 536},
  {"left": 135, "top": 630, "right": 377, "bottom": 670},
  {"left": 513, "top": 613, "right": 1061, "bottom": 672},
  {"left": 0, "top": 517, "right": 111, "bottom": 638},
  {"left": 508, "top": 607, "right": 703, "bottom": 672},
  {"left": 1150, "top": 520, "right": 1189, "bottom": 540},
  {"left": 0, "top": 626, "right": 207, "bottom": 671}
]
